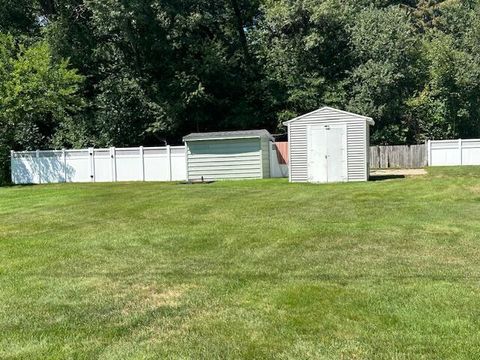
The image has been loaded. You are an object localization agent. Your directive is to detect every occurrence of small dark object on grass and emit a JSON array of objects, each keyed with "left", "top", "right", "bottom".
[{"left": 180, "top": 176, "right": 215, "bottom": 185}]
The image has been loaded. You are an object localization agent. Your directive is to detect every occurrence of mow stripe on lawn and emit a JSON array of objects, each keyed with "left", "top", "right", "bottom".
[{"left": 1, "top": 167, "right": 480, "bottom": 359}]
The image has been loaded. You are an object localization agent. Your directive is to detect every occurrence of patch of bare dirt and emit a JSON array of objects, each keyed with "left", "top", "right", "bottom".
[{"left": 371, "top": 168, "right": 427, "bottom": 177}]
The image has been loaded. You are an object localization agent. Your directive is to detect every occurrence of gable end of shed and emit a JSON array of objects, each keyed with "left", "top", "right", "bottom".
[{"left": 283, "top": 107, "right": 374, "bottom": 126}]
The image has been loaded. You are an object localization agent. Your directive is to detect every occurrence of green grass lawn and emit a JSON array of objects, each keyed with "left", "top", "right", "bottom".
[{"left": 1, "top": 167, "right": 480, "bottom": 359}]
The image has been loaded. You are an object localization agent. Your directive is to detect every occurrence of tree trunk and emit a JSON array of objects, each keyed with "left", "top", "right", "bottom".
[
  {"left": 229, "top": 0, "right": 250, "bottom": 62},
  {"left": 40, "top": 0, "right": 56, "bottom": 16}
]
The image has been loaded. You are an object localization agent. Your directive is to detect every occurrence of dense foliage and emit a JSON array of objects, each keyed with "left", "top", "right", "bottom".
[
  {"left": 1, "top": 0, "right": 480, "bottom": 181},
  {"left": 0, "top": 33, "right": 83, "bottom": 182}
]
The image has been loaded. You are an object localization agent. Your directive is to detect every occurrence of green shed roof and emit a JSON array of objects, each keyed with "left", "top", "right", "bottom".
[{"left": 183, "top": 130, "right": 274, "bottom": 142}]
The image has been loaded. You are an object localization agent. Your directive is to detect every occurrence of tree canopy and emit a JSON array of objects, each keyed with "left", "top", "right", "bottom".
[{"left": 1, "top": 0, "right": 480, "bottom": 182}]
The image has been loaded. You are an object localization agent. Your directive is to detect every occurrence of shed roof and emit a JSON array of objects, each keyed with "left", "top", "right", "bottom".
[
  {"left": 183, "top": 129, "right": 274, "bottom": 142},
  {"left": 283, "top": 106, "right": 375, "bottom": 126}
]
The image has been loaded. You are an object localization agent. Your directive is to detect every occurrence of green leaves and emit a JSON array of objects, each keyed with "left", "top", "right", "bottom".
[
  {"left": 344, "top": 6, "right": 421, "bottom": 143},
  {"left": 407, "top": 30, "right": 480, "bottom": 140},
  {"left": 0, "top": 34, "right": 84, "bottom": 182},
  {"left": 0, "top": 39, "right": 83, "bottom": 127},
  {"left": 2, "top": 0, "right": 480, "bottom": 184}
]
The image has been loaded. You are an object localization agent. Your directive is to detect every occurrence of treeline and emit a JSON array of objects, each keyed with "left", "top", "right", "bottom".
[{"left": 1, "top": 0, "right": 480, "bottom": 182}]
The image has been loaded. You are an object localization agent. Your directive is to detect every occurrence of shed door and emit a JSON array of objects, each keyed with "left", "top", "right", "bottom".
[{"left": 307, "top": 124, "right": 347, "bottom": 183}]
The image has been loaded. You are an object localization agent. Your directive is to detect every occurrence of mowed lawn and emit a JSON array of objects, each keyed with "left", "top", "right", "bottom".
[{"left": 1, "top": 167, "right": 480, "bottom": 359}]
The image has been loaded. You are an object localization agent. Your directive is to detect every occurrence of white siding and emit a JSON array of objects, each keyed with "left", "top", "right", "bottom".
[
  {"left": 261, "top": 137, "right": 271, "bottom": 178},
  {"left": 366, "top": 122, "right": 371, "bottom": 179},
  {"left": 186, "top": 138, "right": 264, "bottom": 180},
  {"left": 289, "top": 125, "right": 308, "bottom": 182},
  {"left": 287, "top": 108, "right": 370, "bottom": 182}
]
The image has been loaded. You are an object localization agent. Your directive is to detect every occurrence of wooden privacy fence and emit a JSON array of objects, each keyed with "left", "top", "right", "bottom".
[{"left": 369, "top": 144, "right": 427, "bottom": 169}]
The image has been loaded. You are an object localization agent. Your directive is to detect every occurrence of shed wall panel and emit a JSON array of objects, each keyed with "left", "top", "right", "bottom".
[
  {"left": 186, "top": 138, "right": 264, "bottom": 180},
  {"left": 288, "top": 108, "right": 369, "bottom": 182}
]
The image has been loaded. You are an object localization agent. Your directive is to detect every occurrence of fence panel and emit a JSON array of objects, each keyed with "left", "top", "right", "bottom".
[
  {"left": 143, "top": 147, "right": 170, "bottom": 181},
  {"left": 462, "top": 139, "right": 480, "bottom": 165},
  {"left": 65, "top": 149, "right": 90, "bottom": 182},
  {"left": 428, "top": 139, "right": 480, "bottom": 166},
  {"left": 93, "top": 148, "right": 112, "bottom": 182},
  {"left": 11, "top": 152, "right": 38, "bottom": 184},
  {"left": 369, "top": 144, "right": 427, "bottom": 169},
  {"left": 11, "top": 146, "right": 187, "bottom": 184},
  {"left": 115, "top": 148, "right": 143, "bottom": 182},
  {"left": 171, "top": 146, "right": 189, "bottom": 181},
  {"left": 269, "top": 142, "right": 289, "bottom": 178}
]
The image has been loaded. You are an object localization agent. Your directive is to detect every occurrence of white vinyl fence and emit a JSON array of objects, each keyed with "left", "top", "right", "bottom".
[
  {"left": 11, "top": 144, "right": 288, "bottom": 184},
  {"left": 428, "top": 139, "right": 480, "bottom": 166},
  {"left": 11, "top": 146, "right": 187, "bottom": 184}
]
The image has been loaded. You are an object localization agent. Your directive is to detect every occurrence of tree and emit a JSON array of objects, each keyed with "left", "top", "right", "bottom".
[
  {"left": 0, "top": 34, "right": 84, "bottom": 183},
  {"left": 0, "top": 0, "right": 39, "bottom": 34},
  {"left": 43, "top": 0, "right": 271, "bottom": 148},
  {"left": 344, "top": 5, "right": 422, "bottom": 144},
  {"left": 2, "top": 0, "right": 480, "bottom": 181},
  {"left": 252, "top": 0, "right": 356, "bottom": 126},
  {"left": 406, "top": 3, "right": 480, "bottom": 141}
]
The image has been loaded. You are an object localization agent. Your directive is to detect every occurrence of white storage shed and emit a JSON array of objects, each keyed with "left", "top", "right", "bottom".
[
  {"left": 283, "top": 107, "right": 374, "bottom": 183},
  {"left": 183, "top": 130, "right": 274, "bottom": 181}
]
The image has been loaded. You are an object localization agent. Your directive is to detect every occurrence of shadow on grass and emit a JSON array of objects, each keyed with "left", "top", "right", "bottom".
[
  {"left": 369, "top": 175, "right": 405, "bottom": 182},
  {"left": 0, "top": 183, "right": 38, "bottom": 188},
  {"left": 179, "top": 180, "right": 216, "bottom": 185}
]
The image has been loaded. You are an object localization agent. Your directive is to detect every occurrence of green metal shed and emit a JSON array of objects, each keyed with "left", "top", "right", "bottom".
[{"left": 183, "top": 130, "right": 274, "bottom": 181}]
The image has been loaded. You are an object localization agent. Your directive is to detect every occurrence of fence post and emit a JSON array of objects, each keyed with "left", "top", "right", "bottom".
[
  {"left": 427, "top": 140, "right": 432, "bottom": 166},
  {"left": 62, "top": 149, "right": 67, "bottom": 182},
  {"left": 459, "top": 138, "right": 463, "bottom": 166},
  {"left": 269, "top": 141, "right": 274, "bottom": 178},
  {"left": 10, "top": 150, "right": 14, "bottom": 183},
  {"left": 36, "top": 149, "right": 41, "bottom": 184},
  {"left": 167, "top": 145, "right": 172, "bottom": 181},
  {"left": 184, "top": 143, "right": 189, "bottom": 181},
  {"left": 140, "top": 146, "right": 145, "bottom": 181},
  {"left": 89, "top": 147, "right": 95, "bottom": 182},
  {"left": 110, "top": 147, "right": 116, "bottom": 182},
  {"left": 424, "top": 140, "right": 427, "bottom": 167}
]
